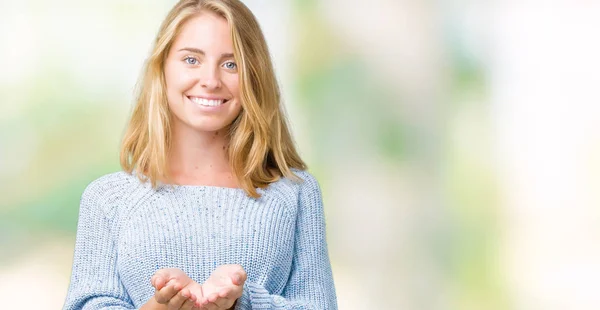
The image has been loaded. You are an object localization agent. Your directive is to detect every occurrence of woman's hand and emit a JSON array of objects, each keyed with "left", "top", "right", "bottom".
[
  {"left": 151, "top": 268, "right": 202, "bottom": 310},
  {"left": 197, "top": 264, "right": 247, "bottom": 310}
]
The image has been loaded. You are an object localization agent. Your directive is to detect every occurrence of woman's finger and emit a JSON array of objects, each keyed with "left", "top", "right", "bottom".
[
  {"left": 153, "top": 276, "right": 166, "bottom": 290},
  {"left": 223, "top": 284, "right": 243, "bottom": 301},
  {"left": 197, "top": 294, "right": 220, "bottom": 310},
  {"left": 180, "top": 287, "right": 197, "bottom": 301},
  {"left": 180, "top": 296, "right": 197, "bottom": 310},
  {"left": 155, "top": 283, "right": 182, "bottom": 304},
  {"left": 218, "top": 287, "right": 231, "bottom": 299},
  {"left": 152, "top": 269, "right": 171, "bottom": 289},
  {"left": 207, "top": 292, "right": 221, "bottom": 303},
  {"left": 207, "top": 292, "right": 232, "bottom": 310},
  {"left": 229, "top": 269, "right": 246, "bottom": 286},
  {"left": 213, "top": 294, "right": 232, "bottom": 309},
  {"left": 202, "top": 301, "right": 220, "bottom": 310},
  {"left": 167, "top": 290, "right": 189, "bottom": 310}
]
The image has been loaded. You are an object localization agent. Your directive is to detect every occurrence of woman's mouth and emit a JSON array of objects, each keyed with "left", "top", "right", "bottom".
[{"left": 187, "top": 96, "right": 229, "bottom": 107}]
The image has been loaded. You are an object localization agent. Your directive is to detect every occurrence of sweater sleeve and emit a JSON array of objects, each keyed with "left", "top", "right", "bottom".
[
  {"left": 234, "top": 172, "right": 338, "bottom": 309},
  {"left": 63, "top": 181, "right": 136, "bottom": 310}
]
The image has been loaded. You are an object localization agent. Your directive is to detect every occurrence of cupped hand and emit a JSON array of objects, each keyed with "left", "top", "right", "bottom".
[
  {"left": 196, "top": 264, "right": 247, "bottom": 310},
  {"left": 151, "top": 268, "right": 203, "bottom": 310}
]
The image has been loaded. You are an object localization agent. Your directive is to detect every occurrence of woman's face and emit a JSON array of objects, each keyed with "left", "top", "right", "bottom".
[{"left": 164, "top": 11, "right": 242, "bottom": 134}]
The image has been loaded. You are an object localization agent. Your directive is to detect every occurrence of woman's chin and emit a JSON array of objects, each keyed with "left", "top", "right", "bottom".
[{"left": 185, "top": 121, "right": 231, "bottom": 134}]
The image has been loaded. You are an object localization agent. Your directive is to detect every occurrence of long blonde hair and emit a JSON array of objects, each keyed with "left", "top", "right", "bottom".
[{"left": 120, "top": 0, "right": 306, "bottom": 198}]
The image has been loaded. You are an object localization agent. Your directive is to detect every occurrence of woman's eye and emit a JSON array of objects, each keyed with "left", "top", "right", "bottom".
[
  {"left": 223, "top": 61, "right": 237, "bottom": 70},
  {"left": 184, "top": 56, "right": 198, "bottom": 65}
]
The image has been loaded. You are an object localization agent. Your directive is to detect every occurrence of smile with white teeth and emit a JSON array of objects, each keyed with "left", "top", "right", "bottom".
[{"left": 189, "top": 96, "right": 227, "bottom": 107}]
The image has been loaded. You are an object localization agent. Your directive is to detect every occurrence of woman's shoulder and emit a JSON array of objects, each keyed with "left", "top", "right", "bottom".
[
  {"left": 83, "top": 171, "right": 137, "bottom": 194},
  {"left": 263, "top": 169, "right": 322, "bottom": 199},
  {"left": 80, "top": 171, "right": 148, "bottom": 212},
  {"left": 288, "top": 168, "right": 321, "bottom": 191},
  {"left": 291, "top": 168, "right": 319, "bottom": 185}
]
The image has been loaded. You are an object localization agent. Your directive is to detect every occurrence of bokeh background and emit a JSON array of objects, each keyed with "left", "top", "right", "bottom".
[{"left": 1, "top": 0, "right": 600, "bottom": 309}]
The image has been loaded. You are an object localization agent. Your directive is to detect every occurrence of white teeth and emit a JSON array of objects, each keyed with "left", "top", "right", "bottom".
[{"left": 190, "top": 97, "right": 224, "bottom": 106}]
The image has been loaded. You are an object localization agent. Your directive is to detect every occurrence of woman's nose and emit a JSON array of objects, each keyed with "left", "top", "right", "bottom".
[{"left": 199, "top": 64, "right": 221, "bottom": 90}]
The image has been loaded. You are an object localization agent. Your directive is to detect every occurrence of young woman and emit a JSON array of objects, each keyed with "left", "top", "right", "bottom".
[{"left": 62, "top": 0, "right": 337, "bottom": 309}]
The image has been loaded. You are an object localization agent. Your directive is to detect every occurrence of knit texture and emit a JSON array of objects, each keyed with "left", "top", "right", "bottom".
[{"left": 63, "top": 170, "right": 337, "bottom": 309}]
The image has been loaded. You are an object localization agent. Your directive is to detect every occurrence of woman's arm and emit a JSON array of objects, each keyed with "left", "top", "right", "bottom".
[
  {"left": 63, "top": 180, "right": 138, "bottom": 310},
  {"left": 234, "top": 171, "right": 338, "bottom": 309}
]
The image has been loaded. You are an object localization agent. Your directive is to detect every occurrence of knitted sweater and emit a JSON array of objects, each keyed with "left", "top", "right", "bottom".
[{"left": 63, "top": 170, "right": 337, "bottom": 309}]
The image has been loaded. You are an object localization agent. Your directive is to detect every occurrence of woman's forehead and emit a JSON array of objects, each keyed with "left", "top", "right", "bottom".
[{"left": 172, "top": 12, "right": 233, "bottom": 53}]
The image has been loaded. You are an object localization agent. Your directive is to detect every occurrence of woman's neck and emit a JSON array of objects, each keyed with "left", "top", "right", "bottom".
[{"left": 166, "top": 126, "right": 238, "bottom": 187}]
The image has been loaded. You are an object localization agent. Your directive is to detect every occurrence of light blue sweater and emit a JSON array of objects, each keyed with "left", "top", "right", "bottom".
[{"left": 63, "top": 170, "right": 337, "bottom": 309}]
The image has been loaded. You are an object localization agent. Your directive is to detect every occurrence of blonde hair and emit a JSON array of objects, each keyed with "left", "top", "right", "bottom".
[{"left": 120, "top": 0, "right": 306, "bottom": 198}]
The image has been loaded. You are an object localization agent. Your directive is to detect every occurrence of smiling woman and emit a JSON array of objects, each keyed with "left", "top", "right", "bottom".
[
  {"left": 164, "top": 12, "right": 242, "bottom": 134},
  {"left": 62, "top": 0, "right": 338, "bottom": 310},
  {"left": 119, "top": 0, "right": 305, "bottom": 197}
]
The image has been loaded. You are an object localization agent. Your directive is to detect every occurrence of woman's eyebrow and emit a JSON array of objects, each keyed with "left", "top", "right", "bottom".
[{"left": 178, "top": 47, "right": 234, "bottom": 58}]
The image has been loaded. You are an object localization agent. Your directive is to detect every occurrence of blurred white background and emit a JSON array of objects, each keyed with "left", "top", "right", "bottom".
[{"left": 1, "top": 0, "right": 599, "bottom": 309}]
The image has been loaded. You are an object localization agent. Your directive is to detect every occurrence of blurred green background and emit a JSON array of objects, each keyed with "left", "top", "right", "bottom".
[{"left": 2, "top": 1, "right": 600, "bottom": 309}]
